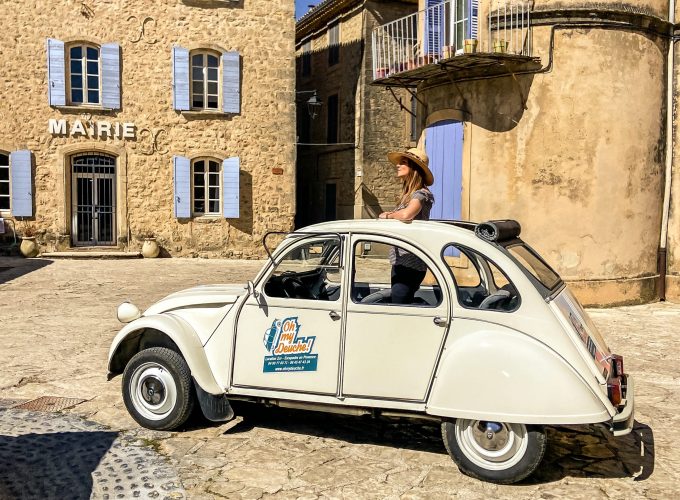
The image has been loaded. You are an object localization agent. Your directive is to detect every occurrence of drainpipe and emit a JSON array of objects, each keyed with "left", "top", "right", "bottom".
[{"left": 659, "top": 0, "right": 676, "bottom": 300}]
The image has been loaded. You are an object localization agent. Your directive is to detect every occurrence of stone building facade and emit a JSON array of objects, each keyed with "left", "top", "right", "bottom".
[
  {"left": 365, "top": 0, "right": 680, "bottom": 306},
  {"left": 295, "top": 0, "right": 418, "bottom": 228},
  {"left": 0, "top": 0, "right": 296, "bottom": 258}
]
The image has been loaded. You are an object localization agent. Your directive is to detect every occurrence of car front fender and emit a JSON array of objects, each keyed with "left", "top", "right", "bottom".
[
  {"left": 107, "top": 314, "right": 223, "bottom": 395},
  {"left": 427, "top": 325, "right": 612, "bottom": 425}
]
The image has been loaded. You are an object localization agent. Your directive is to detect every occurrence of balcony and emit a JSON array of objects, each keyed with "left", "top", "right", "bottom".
[{"left": 371, "top": 0, "right": 541, "bottom": 87}]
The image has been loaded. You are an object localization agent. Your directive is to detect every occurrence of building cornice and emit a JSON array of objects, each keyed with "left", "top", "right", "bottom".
[{"left": 296, "top": 0, "right": 362, "bottom": 41}]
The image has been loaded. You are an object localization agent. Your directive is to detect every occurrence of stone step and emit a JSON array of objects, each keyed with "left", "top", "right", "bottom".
[{"left": 41, "top": 250, "right": 143, "bottom": 259}]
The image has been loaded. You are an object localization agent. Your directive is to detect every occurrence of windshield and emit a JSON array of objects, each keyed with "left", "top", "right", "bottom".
[{"left": 504, "top": 242, "right": 562, "bottom": 291}]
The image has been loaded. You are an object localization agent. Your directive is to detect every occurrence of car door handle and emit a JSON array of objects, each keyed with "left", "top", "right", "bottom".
[
  {"left": 329, "top": 311, "right": 341, "bottom": 321},
  {"left": 433, "top": 316, "right": 449, "bottom": 327}
]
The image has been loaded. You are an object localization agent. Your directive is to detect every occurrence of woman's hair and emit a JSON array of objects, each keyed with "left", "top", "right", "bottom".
[{"left": 399, "top": 158, "right": 426, "bottom": 205}]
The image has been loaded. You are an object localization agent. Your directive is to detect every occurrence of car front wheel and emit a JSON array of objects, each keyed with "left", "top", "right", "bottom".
[
  {"left": 442, "top": 419, "right": 546, "bottom": 484},
  {"left": 122, "top": 347, "right": 195, "bottom": 430}
]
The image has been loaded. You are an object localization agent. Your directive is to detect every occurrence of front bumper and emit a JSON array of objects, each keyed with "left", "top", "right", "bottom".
[{"left": 611, "top": 374, "right": 634, "bottom": 436}]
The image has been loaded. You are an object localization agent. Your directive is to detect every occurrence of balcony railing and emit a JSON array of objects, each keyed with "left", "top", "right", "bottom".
[{"left": 372, "top": 0, "right": 534, "bottom": 84}]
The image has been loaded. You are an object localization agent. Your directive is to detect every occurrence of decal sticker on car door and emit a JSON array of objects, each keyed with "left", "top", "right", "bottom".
[{"left": 263, "top": 317, "right": 318, "bottom": 373}]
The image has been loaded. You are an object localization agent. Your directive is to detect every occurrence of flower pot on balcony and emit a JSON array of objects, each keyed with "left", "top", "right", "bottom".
[
  {"left": 493, "top": 39, "right": 509, "bottom": 54},
  {"left": 20, "top": 237, "right": 39, "bottom": 258},
  {"left": 141, "top": 238, "right": 160, "bottom": 258},
  {"left": 464, "top": 39, "right": 478, "bottom": 54}
]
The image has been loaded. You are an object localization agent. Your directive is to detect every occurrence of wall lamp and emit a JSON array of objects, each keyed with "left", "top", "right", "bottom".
[{"left": 296, "top": 90, "right": 323, "bottom": 119}]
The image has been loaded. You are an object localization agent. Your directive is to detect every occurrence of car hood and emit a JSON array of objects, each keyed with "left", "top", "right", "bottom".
[{"left": 144, "top": 284, "right": 246, "bottom": 315}]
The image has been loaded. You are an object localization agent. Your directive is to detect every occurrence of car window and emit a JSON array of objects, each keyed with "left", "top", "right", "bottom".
[
  {"left": 351, "top": 240, "right": 442, "bottom": 307},
  {"left": 505, "top": 243, "right": 561, "bottom": 291},
  {"left": 264, "top": 237, "right": 341, "bottom": 301},
  {"left": 443, "top": 244, "right": 519, "bottom": 312}
]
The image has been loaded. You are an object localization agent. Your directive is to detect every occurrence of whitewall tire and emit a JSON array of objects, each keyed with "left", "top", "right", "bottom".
[{"left": 442, "top": 419, "right": 546, "bottom": 484}]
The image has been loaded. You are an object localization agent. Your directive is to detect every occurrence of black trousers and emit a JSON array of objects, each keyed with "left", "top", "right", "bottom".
[{"left": 391, "top": 265, "right": 426, "bottom": 304}]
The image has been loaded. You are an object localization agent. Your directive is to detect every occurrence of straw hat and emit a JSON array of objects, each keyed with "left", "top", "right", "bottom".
[{"left": 387, "top": 147, "right": 434, "bottom": 186}]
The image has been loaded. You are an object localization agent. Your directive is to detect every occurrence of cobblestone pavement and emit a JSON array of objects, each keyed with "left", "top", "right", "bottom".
[
  {"left": 0, "top": 256, "right": 678, "bottom": 499},
  {"left": 0, "top": 408, "right": 184, "bottom": 499}
]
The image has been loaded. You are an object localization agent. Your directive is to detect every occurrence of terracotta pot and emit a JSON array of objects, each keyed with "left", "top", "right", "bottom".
[
  {"left": 464, "top": 39, "right": 478, "bottom": 54},
  {"left": 141, "top": 238, "right": 160, "bottom": 258},
  {"left": 20, "top": 237, "right": 39, "bottom": 258},
  {"left": 493, "top": 40, "right": 508, "bottom": 54}
]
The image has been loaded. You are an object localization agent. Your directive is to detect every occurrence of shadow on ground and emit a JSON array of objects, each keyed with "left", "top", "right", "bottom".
[
  {"left": 223, "top": 403, "right": 447, "bottom": 455},
  {"left": 0, "top": 258, "right": 52, "bottom": 285},
  {"left": 221, "top": 405, "right": 654, "bottom": 484},
  {"left": 531, "top": 420, "right": 654, "bottom": 483},
  {"left": 0, "top": 430, "right": 118, "bottom": 499}
]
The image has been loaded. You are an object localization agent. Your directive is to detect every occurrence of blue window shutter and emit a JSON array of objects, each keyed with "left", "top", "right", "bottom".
[
  {"left": 10, "top": 150, "right": 33, "bottom": 217},
  {"left": 173, "top": 156, "right": 191, "bottom": 218},
  {"left": 222, "top": 157, "right": 240, "bottom": 218},
  {"left": 172, "top": 47, "right": 190, "bottom": 111},
  {"left": 467, "top": 0, "right": 479, "bottom": 39},
  {"left": 425, "top": 0, "right": 444, "bottom": 55},
  {"left": 46, "top": 38, "right": 66, "bottom": 106},
  {"left": 101, "top": 43, "right": 121, "bottom": 109},
  {"left": 222, "top": 51, "right": 241, "bottom": 114}
]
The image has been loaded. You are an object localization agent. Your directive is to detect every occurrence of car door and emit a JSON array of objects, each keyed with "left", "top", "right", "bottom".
[
  {"left": 341, "top": 235, "right": 451, "bottom": 401},
  {"left": 232, "top": 235, "right": 344, "bottom": 395}
]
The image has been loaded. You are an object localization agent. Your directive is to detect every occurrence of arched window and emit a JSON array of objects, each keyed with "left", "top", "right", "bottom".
[
  {"left": 192, "top": 158, "right": 221, "bottom": 215},
  {"left": 68, "top": 43, "right": 101, "bottom": 105},
  {"left": 191, "top": 51, "right": 220, "bottom": 110}
]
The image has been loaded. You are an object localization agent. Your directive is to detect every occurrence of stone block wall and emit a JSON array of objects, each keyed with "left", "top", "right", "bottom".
[
  {"left": 295, "top": 0, "right": 418, "bottom": 226},
  {"left": 0, "top": 0, "right": 296, "bottom": 258}
]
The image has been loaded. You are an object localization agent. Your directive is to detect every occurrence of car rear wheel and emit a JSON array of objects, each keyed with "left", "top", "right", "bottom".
[
  {"left": 122, "top": 347, "right": 195, "bottom": 430},
  {"left": 442, "top": 419, "right": 546, "bottom": 484}
]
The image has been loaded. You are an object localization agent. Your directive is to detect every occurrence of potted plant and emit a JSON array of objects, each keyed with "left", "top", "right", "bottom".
[
  {"left": 493, "top": 39, "right": 508, "bottom": 54},
  {"left": 140, "top": 232, "right": 160, "bottom": 258},
  {"left": 464, "top": 39, "right": 478, "bottom": 54},
  {"left": 19, "top": 223, "right": 39, "bottom": 258}
]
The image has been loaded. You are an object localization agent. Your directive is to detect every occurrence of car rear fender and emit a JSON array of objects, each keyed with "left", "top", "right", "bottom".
[
  {"left": 427, "top": 325, "right": 612, "bottom": 424},
  {"left": 108, "top": 314, "right": 223, "bottom": 395}
]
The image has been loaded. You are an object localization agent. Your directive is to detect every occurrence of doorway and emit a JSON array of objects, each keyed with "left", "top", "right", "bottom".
[
  {"left": 70, "top": 153, "right": 117, "bottom": 246},
  {"left": 425, "top": 119, "right": 463, "bottom": 220}
]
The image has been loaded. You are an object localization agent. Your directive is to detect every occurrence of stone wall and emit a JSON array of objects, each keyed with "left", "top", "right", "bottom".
[
  {"left": 295, "top": 0, "right": 417, "bottom": 226},
  {"left": 0, "top": 0, "right": 296, "bottom": 258}
]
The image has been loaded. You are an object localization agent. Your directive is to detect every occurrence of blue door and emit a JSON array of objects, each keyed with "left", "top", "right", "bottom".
[{"left": 425, "top": 119, "right": 463, "bottom": 221}]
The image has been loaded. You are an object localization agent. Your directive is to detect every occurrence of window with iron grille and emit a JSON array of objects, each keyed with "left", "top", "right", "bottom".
[
  {"left": 191, "top": 51, "right": 221, "bottom": 110},
  {"left": 192, "top": 158, "right": 222, "bottom": 215},
  {"left": 68, "top": 44, "right": 100, "bottom": 105},
  {"left": 0, "top": 153, "right": 9, "bottom": 210},
  {"left": 328, "top": 22, "right": 340, "bottom": 66},
  {"left": 327, "top": 94, "right": 339, "bottom": 144},
  {"left": 302, "top": 40, "right": 312, "bottom": 77}
]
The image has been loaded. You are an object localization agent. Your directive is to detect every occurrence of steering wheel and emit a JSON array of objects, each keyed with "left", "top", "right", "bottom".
[
  {"left": 479, "top": 289, "right": 511, "bottom": 310},
  {"left": 281, "top": 276, "right": 318, "bottom": 300}
]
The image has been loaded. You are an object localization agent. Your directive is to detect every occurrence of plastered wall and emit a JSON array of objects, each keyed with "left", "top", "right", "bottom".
[{"left": 419, "top": 24, "right": 666, "bottom": 305}]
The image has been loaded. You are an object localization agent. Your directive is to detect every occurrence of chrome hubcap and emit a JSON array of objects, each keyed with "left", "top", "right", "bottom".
[
  {"left": 129, "top": 362, "right": 177, "bottom": 421},
  {"left": 455, "top": 419, "right": 528, "bottom": 471}
]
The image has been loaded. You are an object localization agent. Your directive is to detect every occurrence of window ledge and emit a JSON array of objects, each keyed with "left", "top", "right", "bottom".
[
  {"left": 193, "top": 215, "right": 224, "bottom": 223},
  {"left": 181, "top": 110, "right": 227, "bottom": 117},
  {"left": 53, "top": 105, "right": 116, "bottom": 113}
]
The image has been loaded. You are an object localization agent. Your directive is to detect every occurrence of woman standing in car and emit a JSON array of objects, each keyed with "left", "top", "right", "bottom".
[{"left": 379, "top": 148, "right": 435, "bottom": 304}]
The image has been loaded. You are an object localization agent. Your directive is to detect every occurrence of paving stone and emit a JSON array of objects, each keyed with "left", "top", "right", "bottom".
[
  {"left": 0, "top": 257, "right": 678, "bottom": 498},
  {"left": 0, "top": 409, "right": 185, "bottom": 499}
]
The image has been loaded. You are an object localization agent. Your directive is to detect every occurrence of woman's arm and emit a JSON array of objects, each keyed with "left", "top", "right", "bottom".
[{"left": 378, "top": 198, "right": 422, "bottom": 221}]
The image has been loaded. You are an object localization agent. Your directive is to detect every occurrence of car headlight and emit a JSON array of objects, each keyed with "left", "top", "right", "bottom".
[{"left": 117, "top": 302, "right": 141, "bottom": 323}]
